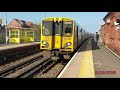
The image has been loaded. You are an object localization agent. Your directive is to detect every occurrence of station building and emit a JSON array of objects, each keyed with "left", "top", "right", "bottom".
[{"left": 7, "top": 19, "right": 35, "bottom": 44}]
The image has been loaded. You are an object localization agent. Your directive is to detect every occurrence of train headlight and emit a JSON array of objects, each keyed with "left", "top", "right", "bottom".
[
  {"left": 64, "top": 44, "right": 67, "bottom": 47},
  {"left": 64, "top": 42, "right": 72, "bottom": 47},
  {"left": 42, "top": 41, "right": 48, "bottom": 46},
  {"left": 67, "top": 42, "right": 71, "bottom": 46},
  {"left": 43, "top": 41, "right": 47, "bottom": 44}
]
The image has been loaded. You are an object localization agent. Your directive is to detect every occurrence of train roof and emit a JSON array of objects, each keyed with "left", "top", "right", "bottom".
[
  {"left": 42, "top": 17, "right": 74, "bottom": 21},
  {"left": 42, "top": 17, "right": 91, "bottom": 34}
]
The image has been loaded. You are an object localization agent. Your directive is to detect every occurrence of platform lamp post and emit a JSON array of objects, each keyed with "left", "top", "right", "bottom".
[{"left": 5, "top": 12, "right": 8, "bottom": 44}]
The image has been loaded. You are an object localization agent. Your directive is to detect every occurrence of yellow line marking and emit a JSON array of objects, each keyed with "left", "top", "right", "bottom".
[
  {"left": 79, "top": 38, "right": 95, "bottom": 78},
  {"left": 57, "top": 39, "right": 88, "bottom": 78}
]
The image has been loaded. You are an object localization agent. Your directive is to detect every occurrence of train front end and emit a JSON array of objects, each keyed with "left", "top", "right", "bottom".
[{"left": 40, "top": 17, "right": 74, "bottom": 61}]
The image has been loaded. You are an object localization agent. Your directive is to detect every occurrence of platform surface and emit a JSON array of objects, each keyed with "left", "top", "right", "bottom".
[
  {"left": 0, "top": 42, "right": 40, "bottom": 51},
  {"left": 58, "top": 37, "right": 120, "bottom": 78}
]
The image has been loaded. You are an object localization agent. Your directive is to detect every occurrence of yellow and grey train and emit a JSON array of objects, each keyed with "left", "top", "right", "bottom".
[{"left": 40, "top": 17, "right": 91, "bottom": 61}]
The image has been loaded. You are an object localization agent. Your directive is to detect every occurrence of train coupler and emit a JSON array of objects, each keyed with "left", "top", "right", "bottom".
[{"left": 51, "top": 56, "right": 59, "bottom": 61}]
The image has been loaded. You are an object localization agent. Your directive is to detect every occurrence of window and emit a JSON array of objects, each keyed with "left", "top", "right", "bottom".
[
  {"left": 30, "top": 31, "right": 34, "bottom": 37},
  {"left": 10, "top": 30, "right": 18, "bottom": 38},
  {"left": 116, "top": 19, "right": 120, "bottom": 24},
  {"left": 30, "top": 32, "right": 33, "bottom": 34},
  {"left": 63, "top": 21, "right": 72, "bottom": 36},
  {"left": 27, "top": 32, "right": 30, "bottom": 37},
  {"left": 42, "top": 21, "right": 53, "bottom": 36},
  {"left": 54, "top": 22, "right": 62, "bottom": 35},
  {"left": 21, "top": 31, "right": 25, "bottom": 37},
  {"left": 30, "top": 35, "right": 33, "bottom": 37},
  {"left": 20, "top": 21, "right": 26, "bottom": 26}
]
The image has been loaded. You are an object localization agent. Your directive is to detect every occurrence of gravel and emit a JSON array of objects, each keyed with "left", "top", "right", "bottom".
[
  {"left": 34, "top": 62, "right": 66, "bottom": 78},
  {"left": 0, "top": 52, "right": 43, "bottom": 72},
  {"left": 4, "top": 58, "right": 45, "bottom": 78}
]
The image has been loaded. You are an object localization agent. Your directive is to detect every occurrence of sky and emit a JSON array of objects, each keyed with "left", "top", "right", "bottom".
[{"left": 0, "top": 12, "right": 107, "bottom": 33}]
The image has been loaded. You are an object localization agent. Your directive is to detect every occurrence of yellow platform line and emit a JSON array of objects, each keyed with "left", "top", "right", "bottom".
[{"left": 79, "top": 38, "right": 95, "bottom": 78}]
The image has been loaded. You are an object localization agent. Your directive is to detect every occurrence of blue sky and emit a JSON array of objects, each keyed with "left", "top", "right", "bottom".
[{"left": 0, "top": 12, "right": 107, "bottom": 33}]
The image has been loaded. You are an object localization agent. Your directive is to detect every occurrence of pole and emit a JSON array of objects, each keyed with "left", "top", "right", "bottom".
[
  {"left": 45, "top": 12, "right": 46, "bottom": 18},
  {"left": 39, "top": 12, "right": 41, "bottom": 21},
  {"left": 5, "top": 12, "right": 8, "bottom": 44},
  {"left": 9, "top": 30, "right": 10, "bottom": 44}
]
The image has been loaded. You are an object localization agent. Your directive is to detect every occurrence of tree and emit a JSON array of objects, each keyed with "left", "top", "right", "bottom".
[{"left": 2, "top": 25, "right": 6, "bottom": 31}]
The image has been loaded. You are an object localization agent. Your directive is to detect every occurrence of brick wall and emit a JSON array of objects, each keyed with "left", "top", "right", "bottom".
[{"left": 103, "top": 12, "right": 120, "bottom": 56}]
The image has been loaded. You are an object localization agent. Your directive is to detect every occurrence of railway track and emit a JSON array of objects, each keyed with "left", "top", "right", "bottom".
[
  {"left": 0, "top": 48, "right": 41, "bottom": 65},
  {"left": 0, "top": 50, "right": 69, "bottom": 78},
  {"left": 33, "top": 60, "right": 67, "bottom": 78},
  {"left": 19, "top": 58, "right": 53, "bottom": 78},
  {"left": 0, "top": 54, "right": 43, "bottom": 78},
  {"left": 0, "top": 56, "right": 67, "bottom": 78},
  {"left": 0, "top": 53, "right": 54, "bottom": 78}
]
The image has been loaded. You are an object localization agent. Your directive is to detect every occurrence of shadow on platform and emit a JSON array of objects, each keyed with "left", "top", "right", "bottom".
[
  {"left": 91, "top": 38, "right": 100, "bottom": 50},
  {"left": 78, "top": 37, "right": 100, "bottom": 52}
]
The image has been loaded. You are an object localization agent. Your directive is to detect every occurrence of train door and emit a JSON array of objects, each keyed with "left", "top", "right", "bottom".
[
  {"left": 80, "top": 29, "right": 83, "bottom": 43},
  {"left": 80, "top": 29, "right": 83, "bottom": 42},
  {"left": 74, "top": 25, "right": 78, "bottom": 46},
  {"left": 53, "top": 20, "right": 62, "bottom": 49},
  {"left": 76, "top": 26, "right": 79, "bottom": 46}
]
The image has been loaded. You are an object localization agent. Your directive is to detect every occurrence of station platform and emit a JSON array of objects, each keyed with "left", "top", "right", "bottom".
[
  {"left": 0, "top": 42, "right": 40, "bottom": 51},
  {"left": 57, "top": 37, "right": 120, "bottom": 78},
  {"left": 0, "top": 42, "right": 40, "bottom": 57}
]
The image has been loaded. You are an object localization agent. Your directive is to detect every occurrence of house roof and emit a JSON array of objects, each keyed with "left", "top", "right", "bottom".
[
  {"left": 30, "top": 24, "right": 40, "bottom": 30},
  {"left": 15, "top": 19, "right": 30, "bottom": 28},
  {"left": 9, "top": 19, "right": 40, "bottom": 30},
  {"left": 103, "top": 12, "right": 113, "bottom": 21},
  {"left": 8, "top": 19, "right": 40, "bottom": 30}
]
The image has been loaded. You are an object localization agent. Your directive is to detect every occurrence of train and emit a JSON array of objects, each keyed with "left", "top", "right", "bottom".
[{"left": 40, "top": 17, "right": 92, "bottom": 61}]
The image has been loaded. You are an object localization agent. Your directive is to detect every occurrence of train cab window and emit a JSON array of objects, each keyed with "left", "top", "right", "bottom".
[
  {"left": 42, "top": 21, "right": 52, "bottom": 36},
  {"left": 63, "top": 21, "right": 72, "bottom": 36}
]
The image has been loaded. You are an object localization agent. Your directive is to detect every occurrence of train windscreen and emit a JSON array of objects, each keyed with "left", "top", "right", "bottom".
[
  {"left": 42, "top": 21, "right": 53, "bottom": 36},
  {"left": 63, "top": 21, "right": 72, "bottom": 36}
]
